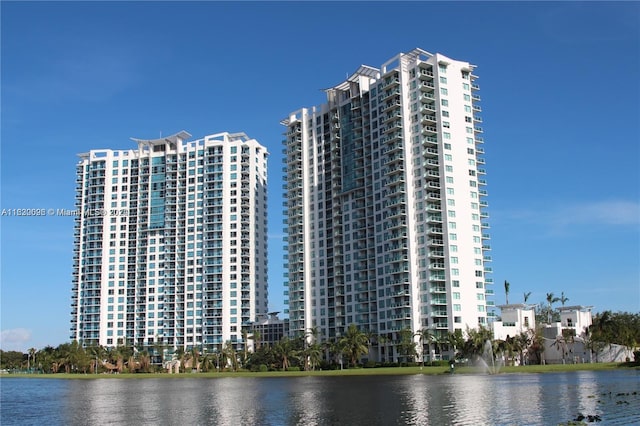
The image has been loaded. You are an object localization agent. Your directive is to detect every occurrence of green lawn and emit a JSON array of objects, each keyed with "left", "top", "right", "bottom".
[{"left": 2, "top": 362, "right": 634, "bottom": 379}]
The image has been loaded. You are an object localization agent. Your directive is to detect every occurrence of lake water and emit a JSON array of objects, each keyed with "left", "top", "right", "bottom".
[{"left": 1, "top": 370, "right": 639, "bottom": 425}]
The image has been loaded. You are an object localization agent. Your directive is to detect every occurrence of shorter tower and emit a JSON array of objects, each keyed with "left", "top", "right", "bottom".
[{"left": 70, "top": 131, "right": 269, "bottom": 357}]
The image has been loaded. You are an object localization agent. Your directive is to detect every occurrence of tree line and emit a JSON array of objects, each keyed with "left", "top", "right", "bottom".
[{"left": 1, "top": 311, "right": 638, "bottom": 373}]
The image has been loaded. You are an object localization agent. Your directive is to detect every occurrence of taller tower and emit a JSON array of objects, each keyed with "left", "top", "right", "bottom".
[
  {"left": 281, "top": 49, "right": 491, "bottom": 362},
  {"left": 70, "top": 131, "right": 269, "bottom": 355}
]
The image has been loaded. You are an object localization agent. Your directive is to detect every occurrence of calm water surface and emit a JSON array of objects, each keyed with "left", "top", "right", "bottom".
[{"left": 1, "top": 370, "right": 639, "bottom": 425}]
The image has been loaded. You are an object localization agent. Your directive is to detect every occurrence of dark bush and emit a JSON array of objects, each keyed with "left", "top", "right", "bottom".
[{"left": 259, "top": 364, "right": 268, "bottom": 372}]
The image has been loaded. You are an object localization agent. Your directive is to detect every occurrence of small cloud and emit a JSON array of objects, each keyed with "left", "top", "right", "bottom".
[
  {"left": 563, "top": 201, "right": 640, "bottom": 226},
  {"left": 496, "top": 199, "right": 640, "bottom": 237},
  {"left": 0, "top": 328, "right": 32, "bottom": 352}
]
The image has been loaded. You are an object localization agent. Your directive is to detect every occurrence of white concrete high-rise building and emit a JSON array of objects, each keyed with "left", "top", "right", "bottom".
[
  {"left": 70, "top": 131, "right": 269, "bottom": 354},
  {"left": 281, "top": 49, "right": 492, "bottom": 362}
]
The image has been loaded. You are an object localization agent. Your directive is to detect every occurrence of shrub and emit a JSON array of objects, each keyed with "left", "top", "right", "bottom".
[
  {"left": 259, "top": 364, "right": 268, "bottom": 372},
  {"left": 364, "top": 361, "right": 377, "bottom": 368},
  {"left": 287, "top": 366, "right": 300, "bottom": 372}
]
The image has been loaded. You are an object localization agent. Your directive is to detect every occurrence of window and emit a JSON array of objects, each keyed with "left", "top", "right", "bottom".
[
  {"left": 441, "top": 99, "right": 448, "bottom": 107},
  {"left": 440, "top": 88, "right": 448, "bottom": 95}
]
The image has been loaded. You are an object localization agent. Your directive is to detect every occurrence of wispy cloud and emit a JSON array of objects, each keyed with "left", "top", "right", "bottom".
[
  {"left": 495, "top": 199, "right": 640, "bottom": 237},
  {"left": 0, "top": 328, "right": 32, "bottom": 352},
  {"left": 555, "top": 201, "right": 640, "bottom": 227}
]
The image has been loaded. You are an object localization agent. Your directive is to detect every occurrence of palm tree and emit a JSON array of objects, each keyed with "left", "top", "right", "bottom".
[
  {"left": 137, "top": 350, "right": 151, "bottom": 373},
  {"left": 546, "top": 292, "right": 560, "bottom": 323},
  {"left": 447, "top": 330, "right": 464, "bottom": 360},
  {"left": 523, "top": 292, "right": 532, "bottom": 304},
  {"left": 340, "top": 324, "right": 369, "bottom": 367},
  {"left": 221, "top": 341, "right": 238, "bottom": 371},
  {"left": 416, "top": 329, "right": 435, "bottom": 366},
  {"left": 553, "top": 334, "right": 568, "bottom": 364},
  {"left": 189, "top": 346, "right": 200, "bottom": 372},
  {"left": 504, "top": 280, "right": 510, "bottom": 305},
  {"left": 303, "top": 342, "right": 322, "bottom": 371},
  {"left": 174, "top": 347, "right": 186, "bottom": 373},
  {"left": 251, "top": 330, "right": 262, "bottom": 352},
  {"left": 397, "top": 327, "right": 417, "bottom": 364},
  {"left": 560, "top": 291, "right": 569, "bottom": 307},
  {"left": 515, "top": 331, "right": 532, "bottom": 366},
  {"left": 273, "top": 337, "right": 296, "bottom": 371},
  {"left": 27, "top": 347, "right": 37, "bottom": 372}
]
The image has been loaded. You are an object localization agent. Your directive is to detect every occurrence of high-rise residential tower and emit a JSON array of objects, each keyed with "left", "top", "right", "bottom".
[
  {"left": 70, "top": 131, "right": 269, "bottom": 355},
  {"left": 282, "top": 49, "right": 491, "bottom": 362}
]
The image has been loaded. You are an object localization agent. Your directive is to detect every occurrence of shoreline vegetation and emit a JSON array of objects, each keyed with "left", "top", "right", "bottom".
[{"left": 2, "top": 362, "right": 637, "bottom": 380}]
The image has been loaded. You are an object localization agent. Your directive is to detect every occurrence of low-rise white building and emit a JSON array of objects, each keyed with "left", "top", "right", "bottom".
[{"left": 492, "top": 304, "right": 536, "bottom": 341}]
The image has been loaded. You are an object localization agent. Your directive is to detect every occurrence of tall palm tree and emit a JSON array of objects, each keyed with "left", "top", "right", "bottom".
[
  {"left": 251, "top": 330, "right": 262, "bottom": 352},
  {"left": 174, "top": 347, "right": 186, "bottom": 373},
  {"left": 27, "top": 347, "right": 36, "bottom": 371},
  {"left": 303, "top": 342, "right": 322, "bottom": 371},
  {"left": 340, "top": 324, "right": 369, "bottom": 367},
  {"left": 515, "top": 331, "right": 532, "bottom": 366},
  {"left": 560, "top": 291, "right": 569, "bottom": 307},
  {"left": 221, "top": 341, "right": 238, "bottom": 371},
  {"left": 523, "top": 292, "right": 532, "bottom": 304},
  {"left": 273, "top": 337, "right": 296, "bottom": 371},
  {"left": 397, "top": 327, "right": 417, "bottom": 364},
  {"left": 447, "top": 330, "right": 464, "bottom": 360},
  {"left": 241, "top": 329, "right": 250, "bottom": 367},
  {"left": 553, "top": 334, "right": 568, "bottom": 364},
  {"left": 546, "top": 292, "right": 560, "bottom": 323},
  {"left": 416, "top": 329, "right": 435, "bottom": 365},
  {"left": 504, "top": 280, "right": 510, "bottom": 305}
]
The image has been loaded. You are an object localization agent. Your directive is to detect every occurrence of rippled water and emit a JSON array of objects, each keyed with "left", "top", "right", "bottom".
[{"left": 1, "top": 370, "right": 638, "bottom": 425}]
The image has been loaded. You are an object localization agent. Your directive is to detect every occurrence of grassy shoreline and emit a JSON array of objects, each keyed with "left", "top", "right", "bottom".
[{"left": 2, "top": 362, "right": 636, "bottom": 379}]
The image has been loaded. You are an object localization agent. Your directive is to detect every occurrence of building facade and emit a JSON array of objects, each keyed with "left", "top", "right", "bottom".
[
  {"left": 492, "top": 304, "right": 536, "bottom": 341},
  {"left": 281, "top": 49, "right": 492, "bottom": 361},
  {"left": 70, "top": 131, "right": 269, "bottom": 354}
]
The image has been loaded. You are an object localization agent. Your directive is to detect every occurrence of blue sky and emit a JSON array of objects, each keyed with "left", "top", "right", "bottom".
[{"left": 1, "top": 1, "right": 638, "bottom": 352}]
